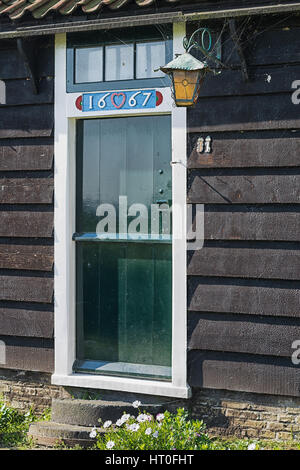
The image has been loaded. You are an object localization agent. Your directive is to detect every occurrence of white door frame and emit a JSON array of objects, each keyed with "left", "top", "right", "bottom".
[{"left": 52, "top": 22, "right": 190, "bottom": 399}]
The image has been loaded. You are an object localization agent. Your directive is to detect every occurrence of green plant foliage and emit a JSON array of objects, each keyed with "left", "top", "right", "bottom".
[
  {"left": 0, "top": 400, "right": 50, "bottom": 448},
  {"left": 91, "top": 404, "right": 300, "bottom": 451},
  {"left": 94, "top": 407, "right": 211, "bottom": 451}
]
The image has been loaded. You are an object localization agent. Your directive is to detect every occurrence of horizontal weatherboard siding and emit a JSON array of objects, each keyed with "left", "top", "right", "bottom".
[
  {"left": 0, "top": 244, "right": 53, "bottom": 271},
  {"left": 188, "top": 131, "right": 300, "bottom": 169},
  {"left": 188, "top": 94, "right": 300, "bottom": 133},
  {"left": 0, "top": 335, "right": 54, "bottom": 373},
  {"left": 188, "top": 351, "right": 300, "bottom": 397},
  {"left": 0, "top": 178, "right": 53, "bottom": 204},
  {"left": 187, "top": 21, "right": 300, "bottom": 397},
  {"left": 0, "top": 308, "right": 53, "bottom": 338},
  {"left": 0, "top": 105, "right": 53, "bottom": 139},
  {"left": 0, "top": 38, "right": 54, "bottom": 373},
  {"left": 188, "top": 170, "right": 300, "bottom": 204},
  {"left": 0, "top": 139, "right": 53, "bottom": 171},
  {"left": 0, "top": 42, "right": 54, "bottom": 80},
  {"left": 200, "top": 64, "right": 300, "bottom": 97},
  {"left": 203, "top": 208, "right": 300, "bottom": 242},
  {"left": 0, "top": 78, "right": 53, "bottom": 107},
  {"left": 0, "top": 212, "right": 53, "bottom": 237},
  {"left": 0, "top": 276, "right": 53, "bottom": 303},
  {"left": 188, "top": 312, "right": 300, "bottom": 357},
  {"left": 187, "top": 245, "right": 300, "bottom": 280},
  {"left": 188, "top": 277, "right": 300, "bottom": 318}
]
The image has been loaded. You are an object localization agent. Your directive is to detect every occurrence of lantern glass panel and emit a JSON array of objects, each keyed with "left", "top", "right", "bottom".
[{"left": 172, "top": 70, "right": 202, "bottom": 106}]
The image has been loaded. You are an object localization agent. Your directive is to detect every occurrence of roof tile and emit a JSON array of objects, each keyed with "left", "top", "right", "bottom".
[{"left": 0, "top": 0, "right": 180, "bottom": 20}]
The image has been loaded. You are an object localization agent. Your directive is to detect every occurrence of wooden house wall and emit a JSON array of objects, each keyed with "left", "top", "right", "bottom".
[
  {"left": 187, "top": 20, "right": 300, "bottom": 397},
  {"left": 0, "top": 16, "right": 299, "bottom": 398},
  {"left": 0, "top": 38, "right": 54, "bottom": 373}
]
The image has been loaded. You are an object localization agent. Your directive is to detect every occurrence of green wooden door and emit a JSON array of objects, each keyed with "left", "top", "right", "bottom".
[{"left": 75, "top": 115, "right": 172, "bottom": 380}]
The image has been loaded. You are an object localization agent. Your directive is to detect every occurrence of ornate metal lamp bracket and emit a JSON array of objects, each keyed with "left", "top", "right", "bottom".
[
  {"left": 183, "top": 27, "right": 224, "bottom": 71},
  {"left": 183, "top": 21, "right": 250, "bottom": 81}
]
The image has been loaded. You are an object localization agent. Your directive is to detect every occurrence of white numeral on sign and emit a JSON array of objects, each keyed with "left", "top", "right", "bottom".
[
  {"left": 142, "top": 92, "right": 152, "bottom": 107},
  {"left": 129, "top": 91, "right": 142, "bottom": 107},
  {"left": 98, "top": 93, "right": 111, "bottom": 109}
]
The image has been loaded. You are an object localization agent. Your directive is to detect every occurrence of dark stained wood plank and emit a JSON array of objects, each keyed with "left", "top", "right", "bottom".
[
  {"left": 247, "top": 27, "right": 300, "bottom": 66},
  {"left": 203, "top": 209, "right": 300, "bottom": 241},
  {"left": 187, "top": 131, "right": 300, "bottom": 168},
  {"left": 0, "top": 43, "right": 54, "bottom": 80},
  {"left": 188, "top": 247, "right": 300, "bottom": 280},
  {"left": 0, "top": 276, "right": 53, "bottom": 303},
  {"left": 188, "top": 313, "right": 300, "bottom": 357},
  {"left": 0, "top": 178, "right": 53, "bottom": 204},
  {"left": 187, "top": 171, "right": 300, "bottom": 204},
  {"left": 0, "top": 77, "right": 53, "bottom": 106},
  {"left": 0, "top": 244, "right": 53, "bottom": 271},
  {"left": 0, "top": 308, "right": 53, "bottom": 338},
  {"left": 0, "top": 212, "right": 53, "bottom": 237},
  {"left": 188, "top": 351, "right": 300, "bottom": 397},
  {"left": 0, "top": 105, "right": 53, "bottom": 139},
  {"left": 0, "top": 140, "right": 53, "bottom": 171},
  {"left": 201, "top": 64, "right": 300, "bottom": 97},
  {"left": 0, "top": 335, "right": 53, "bottom": 372},
  {"left": 188, "top": 94, "right": 300, "bottom": 132},
  {"left": 188, "top": 277, "right": 300, "bottom": 317},
  {"left": 219, "top": 26, "right": 300, "bottom": 67}
]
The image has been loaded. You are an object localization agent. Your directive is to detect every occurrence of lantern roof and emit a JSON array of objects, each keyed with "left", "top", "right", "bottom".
[{"left": 160, "top": 52, "right": 208, "bottom": 73}]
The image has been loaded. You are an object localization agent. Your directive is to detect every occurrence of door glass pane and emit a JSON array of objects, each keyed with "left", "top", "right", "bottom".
[
  {"left": 77, "top": 116, "right": 172, "bottom": 234},
  {"left": 136, "top": 41, "right": 165, "bottom": 79},
  {"left": 105, "top": 44, "right": 134, "bottom": 81},
  {"left": 76, "top": 115, "right": 172, "bottom": 380},
  {"left": 76, "top": 243, "right": 172, "bottom": 370},
  {"left": 75, "top": 47, "right": 103, "bottom": 83}
]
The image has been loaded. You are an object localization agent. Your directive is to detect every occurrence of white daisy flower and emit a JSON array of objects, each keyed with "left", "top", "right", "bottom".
[
  {"left": 247, "top": 443, "right": 256, "bottom": 450},
  {"left": 103, "top": 420, "right": 112, "bottom": 428},
  {"left": 121, "top": 413, "right": 131, "bottom": 423},
  {"left": 153, "top": 431, "right": 159, "bottom": 438},
  {"left": 106, "top": 440, "right": 115, "bottom": 449},
  {"left": 145, "top": 428, "right": 152, "bottom": 435},
  {"left": 129, "top": 423, "right": 140, "bottom": 432},
  {"left": 89, "top": 428, "right": 97, "bottom": 438},
  {"left": 132, "top": 400, "right": 141, "bottom": 408},
  {"left": 137, "top": 414, "right": 148, "bottom": 423},
  {"left": 116, "top": 419, "right": 123, "bottom": 427},
  {"left": 156, "top": 413, "right": 165, "bottom": 422}
]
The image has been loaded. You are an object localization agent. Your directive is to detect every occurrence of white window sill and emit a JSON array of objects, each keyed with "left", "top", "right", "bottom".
[{"left": 51, "top": 373, "right": 191, "bottom": 399}]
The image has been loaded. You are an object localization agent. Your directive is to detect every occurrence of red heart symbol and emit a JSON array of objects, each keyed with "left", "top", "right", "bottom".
[{"left": 111, "top": 92, "right": 126, "bottom": 109}]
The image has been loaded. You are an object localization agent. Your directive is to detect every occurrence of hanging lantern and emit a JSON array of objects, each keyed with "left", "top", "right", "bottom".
[{"left": 159, "top": 52, "right": 210, "bottom": 107}]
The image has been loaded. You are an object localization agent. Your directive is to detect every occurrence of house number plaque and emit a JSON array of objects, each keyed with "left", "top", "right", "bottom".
[{"left": 76, "top": 90, "right": 163, "bottom": 112}]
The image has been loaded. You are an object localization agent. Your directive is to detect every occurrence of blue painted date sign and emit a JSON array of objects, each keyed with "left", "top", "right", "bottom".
[{"left": 76, "top": 90, "right": 163, "bottom": 112}]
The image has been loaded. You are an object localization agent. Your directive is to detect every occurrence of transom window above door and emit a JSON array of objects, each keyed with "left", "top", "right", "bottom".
[{"left": 67, "top": 26, "right": 172, "bottom": 92}]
